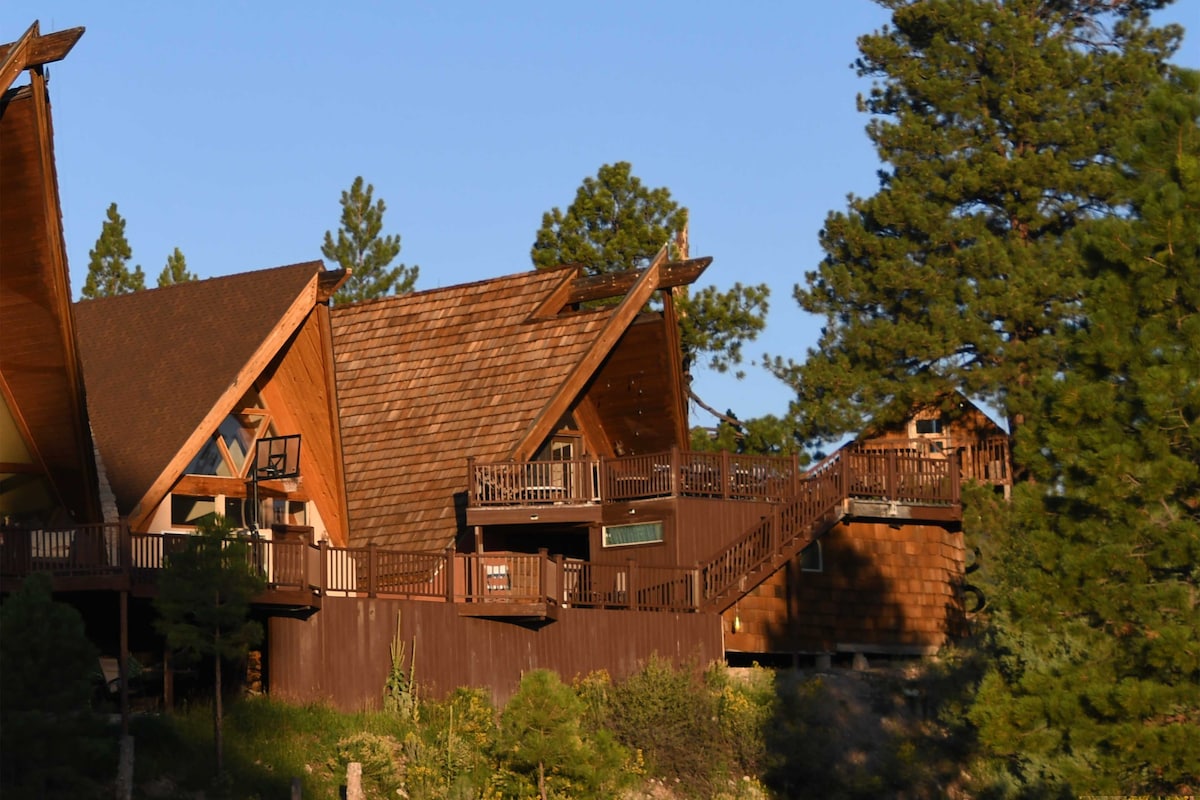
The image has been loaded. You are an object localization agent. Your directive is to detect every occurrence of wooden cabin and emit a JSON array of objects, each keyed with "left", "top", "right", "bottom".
[{"left": 721, "top": 397, "right": 1010, "bottom": 659}]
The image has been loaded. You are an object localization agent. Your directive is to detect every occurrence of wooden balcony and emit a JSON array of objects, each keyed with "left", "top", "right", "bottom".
[
  {"left": 467, "top": 449, "right": 806, "bottom": 525},
  {"left": 466, "top": 440, "right": 996, "bottom": 518}
]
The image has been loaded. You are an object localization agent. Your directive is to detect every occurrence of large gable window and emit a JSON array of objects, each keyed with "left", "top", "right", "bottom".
[{"left": 186, "top": 390, "right": 275, "bottom": 478}]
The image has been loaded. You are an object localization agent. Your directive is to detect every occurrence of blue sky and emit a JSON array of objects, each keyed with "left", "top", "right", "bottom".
[{"left": 4, "top": 3, "right": 1196, "bottom": 424}]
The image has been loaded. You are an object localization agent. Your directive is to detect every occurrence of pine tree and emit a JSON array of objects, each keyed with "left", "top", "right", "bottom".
[
  {"left": 533, "top": 161, "right": 770, "bottom": 380},
  {"left": 774, "top": 1, "right": 1181, "bottom": 464},
  {"left": 82, "top": 202, "right": 146, "bottom": 299},
  {"left": 969, "top": 69, "right": 1200, "bottom": 797},
  {"left": 154, "top": 517, "right": 265, "bottom": 776},
  {"left": 322, "top": 176, "right": 418, "bottom": 304},
  {"left": 157, "top": 247, "right": 196, "bottom": 287}
]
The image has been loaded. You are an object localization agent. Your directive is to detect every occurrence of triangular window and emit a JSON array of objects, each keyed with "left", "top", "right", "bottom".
[{"left": 185, "top": 390, "right": 275, "bottom": 477}]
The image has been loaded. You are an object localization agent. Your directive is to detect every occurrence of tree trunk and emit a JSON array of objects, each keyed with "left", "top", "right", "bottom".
[{"left": 538, "top": 760, "right": 546, "bottom": 800}]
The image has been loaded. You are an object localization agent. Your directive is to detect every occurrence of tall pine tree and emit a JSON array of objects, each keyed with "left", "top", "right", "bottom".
[
  {"left": 969, "top": 68, "right": 1200, "bottom": 797},
  {"left": 533, "top": 161, "right": 770, "bottom": 380},
  {"left": 82, "top": 202, "right": 145, "bottom": 299},
  {"left": 773, "top": 1, "right": 1181, "bottom": 467},
  {"left": 322, "top": 176, "right": 418, "bottom": 304},
  {"left": 157, "top": 247, "right": 196, "bottom": 287}
]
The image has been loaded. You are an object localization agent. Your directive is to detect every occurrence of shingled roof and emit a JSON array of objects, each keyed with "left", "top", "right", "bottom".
[
  {"left": 75, "top": 262, "right": 324, "bottom": 522},
  {"left": 332, "top": 267, "right": 618, "bottom": 552}
]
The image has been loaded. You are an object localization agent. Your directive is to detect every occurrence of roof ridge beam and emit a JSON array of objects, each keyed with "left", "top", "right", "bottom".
[{"left": 1, "top": 23, "right": 85, "bottom": 94}]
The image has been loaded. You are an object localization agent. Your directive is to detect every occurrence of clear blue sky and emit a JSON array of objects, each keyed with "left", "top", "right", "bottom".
[{"left": 4, "top": 3, "right": 1196, "bottom": 424}]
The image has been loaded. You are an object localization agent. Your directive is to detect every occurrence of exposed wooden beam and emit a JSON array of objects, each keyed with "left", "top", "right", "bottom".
[
  {"left": 511, "top": 248, "right": 670, "bottom": 462},
  {"left": 0, "top": 24, "right": 85, "bottom": 94},
  {"left": 316, "top": 268, "right": 350, "bottom": 303},
  {"left": 528, "top": 266, "right": 580, "bottom": 320},
  {"left": 564, "top": 257, "right": 711, "bottom": 306}
]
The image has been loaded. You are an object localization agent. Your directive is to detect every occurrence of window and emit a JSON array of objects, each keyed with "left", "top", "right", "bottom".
[
  {"left": 603, "top": 521, "right": 664, "bottom": 548},
  {"left": 185, "top": 389, "right": 274, "bottom": 477},
  {"left": 800, "top": 541, "right": 823, "bottom": 573},
  {"left": 171, "top": 495, "right": 216, "bottom": 527},
  {"left": 915, "top": 418, "right": 944, "bottom": 435}
]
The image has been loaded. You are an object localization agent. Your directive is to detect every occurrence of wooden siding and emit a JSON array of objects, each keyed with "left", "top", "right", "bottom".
[
  {"left": 259, "top": 306, "right": 350, "bottom": 545},
  {"left": 723, "top": 519, "right": 967, "bottom": 656},
  {"left": 0, "top": 84, "right": 99, "bottom": 523},
  {"left": 583, "top": 316, "right": 683, "bottom": 457},
  {"left": 268, "top": 595, "right": 724, "bottom": 708}
]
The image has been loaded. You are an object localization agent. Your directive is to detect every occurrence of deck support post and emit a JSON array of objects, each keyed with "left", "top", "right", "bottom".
[
  {"left": 318, "top": 540, "right": 328, "bottom": 596},
  {"left": 444, "top": 546, "right": 455, "bottom": 603},
  {"left": 670, "top": 446, "right": 680, "bottom": 497},
  {"left": 367, "top": 543, "right": 377, "bottom": 598},
  {"left": 119, "top": 589, "right": 130, "bottom": 735},
  {"left": 627, "top": 558, "right": 638, "bottom": 610}
]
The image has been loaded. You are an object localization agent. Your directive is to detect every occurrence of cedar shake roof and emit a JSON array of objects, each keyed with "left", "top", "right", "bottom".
[
  {"left": 74, "top": 262, "right": 323, "bottom": 519},
  {"left": 332, "top": 268, "right": 615, "bottom": 552}
]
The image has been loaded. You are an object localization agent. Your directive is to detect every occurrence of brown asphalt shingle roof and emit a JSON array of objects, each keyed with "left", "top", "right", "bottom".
[
  {"left": 332, "top": 268, "right": 611, "bottom": 552},
  {"left": 74, "top": 262, "right": 322, "bottom": 517}
]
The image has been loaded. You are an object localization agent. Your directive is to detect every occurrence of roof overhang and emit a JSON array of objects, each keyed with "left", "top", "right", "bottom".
[{"left": 1, "top": 22, "right": 84, "bottom": 94}]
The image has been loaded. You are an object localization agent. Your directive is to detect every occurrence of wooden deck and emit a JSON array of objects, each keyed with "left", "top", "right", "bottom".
[{"left": 3, "top": 439, "right": 1006, "bottom": 620}]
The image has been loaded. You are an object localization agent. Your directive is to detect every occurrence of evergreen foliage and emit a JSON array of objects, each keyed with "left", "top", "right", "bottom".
[
  {"left": 969, "top": 69, "right": 1200, "bottom": 798},
  {"left": 0, "top": 573, "right": 108, "bottom": 798},
  {"left": 157, "top": 246, "right": 197, "bottom": 287},
  {"left": 154, "top": 516, "right": 266, "bottom": 775},
  {"left": 532, "top": 162, "right": 770, "bottom": 380},
  {"left": 322, "top": 176, "right": 418, "bottom": 304},
  {"left": 494, "top": 669, "right": 628, "bottom": 800},
  {"left": 773, "top": 0, "right": 1182, "bottom": 460},
  {"left": 82, "top": 202, "right": 145, "bottom": 298}
]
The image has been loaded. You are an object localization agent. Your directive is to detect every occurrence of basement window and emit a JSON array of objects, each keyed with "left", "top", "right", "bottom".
[
  {"left": 800, "top": 541, "right": 823, "bottom": 573},
  {"left": 603, "top": 521, "right": 664, "bottom": 548}
]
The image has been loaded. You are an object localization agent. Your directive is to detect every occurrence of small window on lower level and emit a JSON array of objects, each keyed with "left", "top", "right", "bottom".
[
  {"left": 800, "top": 541, "right": 823, "bottom": 572},
  {"left": 170, "top": 495, "right": 216, "bottom": 527},
  {"left": 603, "top": 521, "right": 664, "bottom": 548}
]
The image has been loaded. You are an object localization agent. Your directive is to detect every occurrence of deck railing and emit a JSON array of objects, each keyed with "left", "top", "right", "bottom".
[{"left": 470, "top": 448, "right": 803, "bottom": 507}]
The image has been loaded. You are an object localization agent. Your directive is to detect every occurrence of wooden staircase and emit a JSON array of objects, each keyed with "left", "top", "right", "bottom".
[
  {"left": 697, "top": 443, "right": 962, "bottom": 614},
  {"left": 697, "top": 448, "right": 850, "bottom": 613}
]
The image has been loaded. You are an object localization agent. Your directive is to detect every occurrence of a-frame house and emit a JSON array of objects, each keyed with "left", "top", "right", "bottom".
[
  {"left": 74, "top": 262, "right": 353, "bottom": 552},
  {"left": 0, "top": 23, "right": 99, "bottom": 530}
]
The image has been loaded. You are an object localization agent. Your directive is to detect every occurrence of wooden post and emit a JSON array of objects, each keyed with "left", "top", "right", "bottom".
[
  {"left": 346, "top": 762, "right": 363, "bottom": 800},
  {"left": 692, "top": 563, "right": 702, "bottom": 610},
  {"left": 554, "top": 553, "right": 565, "bottom": 606},
  {"left": 367, "top": 543, "right": 378, "bottom": 598},
  {"left": 670, "top": 445, "right": 680, "bottom": 497},
  {"left": 118, "top": 516, "right": 132, "bottom": 573},
  {"left": 466, "top": 456, "right": 476, "bottom": 505},
  {"left": 950, "top": 449, "right": 961, "bottom": 505},
  {"left": 444, "top": 546, "right": 455, "bottom": 603},
  {"left": 119, "top": 590, "right": 130, "bottom": 736},
  {"left": 538, "top": 548, "right": 550, "bottom": 603},
  {"left": 627, "top": 558, "right": 638, "bottom": 610},
  {"left": 318, "top": 540, "right": 328, "bottom": 596},
  {"left": 887, "top": 450, "right": 898, "bottom": 500},
  {"left": 721, "top": 450, "right": 730, "bottom": 499}
]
